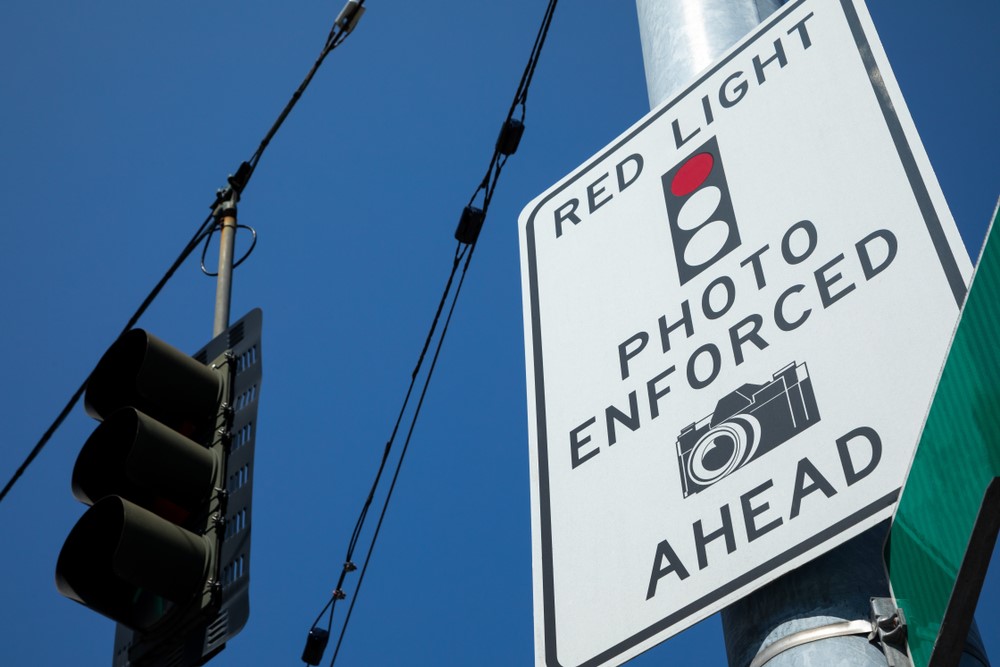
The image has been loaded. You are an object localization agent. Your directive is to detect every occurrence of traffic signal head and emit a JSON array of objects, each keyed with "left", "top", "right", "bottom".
[
  {"left": 83, "top": 329, "right": 222, "bottom": 432},
  {"left": 56, "top": 309, "right": 263, "bottom": 667},
  {"left": 56, "top": 495, "right": 211, "bottom": 631},
  {"left": 57, "top": 330, "right": 228, "bottom": 634},
  {"left": 70, "top": 408, "right": 220, "bottom": 517}
]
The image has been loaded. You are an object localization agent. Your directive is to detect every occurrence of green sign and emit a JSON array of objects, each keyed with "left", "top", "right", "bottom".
[{"left": 885, "top": 202, "right": 1000, "bottom": 667}]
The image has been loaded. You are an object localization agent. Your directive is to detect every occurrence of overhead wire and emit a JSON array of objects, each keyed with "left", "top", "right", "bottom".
[
  {"left": 0, "top": 212, "right": 215, "bottom": 506},
  {"left": 234, "top": 0, "right": 366, "bottom": 195},
  {"left": 0, "top": 0, "right": 367, "bottom": 508},
  {"left": 306, "top": 242, "right": 469, "bottom": 637},
  {"left": 328, "top": 245, "right": 476, "bottom": 667},
  {"left": 301, "top": 1, "right": 559, "bottom": 665}
]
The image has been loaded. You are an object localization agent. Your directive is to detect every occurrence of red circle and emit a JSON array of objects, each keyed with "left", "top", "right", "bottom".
[{"left": 671, "top": 153, "right": 714, "bottom": 197}]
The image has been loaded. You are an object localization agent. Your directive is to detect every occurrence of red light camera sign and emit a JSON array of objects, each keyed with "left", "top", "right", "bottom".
[{"left": 519, "top": 1, "right": 971, "bottom": 666}]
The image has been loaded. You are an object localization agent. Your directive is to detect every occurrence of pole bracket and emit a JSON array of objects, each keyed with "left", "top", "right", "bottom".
[
  {"left": 870, "top": 597, "right": 912, "bottom": 667},
  {"left": 212, "top": 186, "right": 239, "bottom": 221}
]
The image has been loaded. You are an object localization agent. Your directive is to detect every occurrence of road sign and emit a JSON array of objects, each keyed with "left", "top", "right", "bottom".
[
  {"left": 518, "top": 0, "right": 972, "bottom": 665},
  {"left": 885, "top": 203, "right": 1000, "bottom": 667}
]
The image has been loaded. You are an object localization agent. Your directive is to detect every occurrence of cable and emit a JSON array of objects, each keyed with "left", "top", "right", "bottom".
[
  {"left": 329, "top": 246, "right": 475, "bottom": 667},
  {"left": 301, "top": 1, "right": 559, "bottom": 664},
  {"left": 235, "top": 0, "right": 367, "bottom": 197},
  {"left": 200, "top": 224, "right": 259, "bottom": 276},
  {"left": 460, "top": 0, "right": 556, "bottom": 243},
  {"left": 305, "top": 243, "right": 468, "bottom": 644},
  {"left": 0, "top": 211, "right": 215, "bottom": 506},
  {"left": 0, "top": 0, "right": 367, "bottom": 508}
]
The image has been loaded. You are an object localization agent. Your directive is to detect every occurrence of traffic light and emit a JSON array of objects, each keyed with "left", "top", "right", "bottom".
[{"left": 56, "top": 309, "right": 263, "bottom": 667}]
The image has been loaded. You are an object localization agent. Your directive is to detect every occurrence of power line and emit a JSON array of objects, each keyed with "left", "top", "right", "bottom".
[
  {"left": 300, "top": 2, "right": 560, "bottom": 665},
  {"left": 0, "top": 0, "right": 367, "bottom": 508}
]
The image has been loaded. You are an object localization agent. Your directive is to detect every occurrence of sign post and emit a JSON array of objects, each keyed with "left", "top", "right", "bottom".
[
  {"left": 519, "top": 1, "right": 972, "bottom": 665},
  {"left": 885, "top": 203, "right": 1000, "bottom": 667}
]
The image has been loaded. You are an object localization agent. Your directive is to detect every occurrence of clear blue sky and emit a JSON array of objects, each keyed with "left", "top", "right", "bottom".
[{"left": 0, "top": 1, "right": 996, "bottom": 666}]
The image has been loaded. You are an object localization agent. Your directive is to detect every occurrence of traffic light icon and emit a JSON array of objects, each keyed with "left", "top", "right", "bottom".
[
  {"left": 56, "top": 309, "right": 263, "bottom": 667},
  {"left": 661, "top": 136, "right": 742, "bottom": 286}
]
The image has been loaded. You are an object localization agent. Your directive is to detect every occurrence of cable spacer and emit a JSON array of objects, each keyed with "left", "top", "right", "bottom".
[
  {"left": 495, "top": 118, "right": 525, "bottom": 156},
  {"left": 455, "top": 205, "right": 485, "bottom": 245},
  {"left": 333, "top": 589, "right": 347, "bottom": 600}
]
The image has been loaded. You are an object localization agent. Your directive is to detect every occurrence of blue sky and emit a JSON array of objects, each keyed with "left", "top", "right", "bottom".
[{"left": 0, "top": 1, "right": 996, "bottom": 666}]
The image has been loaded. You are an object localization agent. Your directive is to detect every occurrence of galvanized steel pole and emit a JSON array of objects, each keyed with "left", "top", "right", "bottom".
[
  {"left": 635, "top": 0, "right": 782, "bottom": 108},
  {"left": 633, "top": 2, "right": 991, "bottom": 666},
  {"left": 212, "top": 193, "right": 238, "bottom": 337}
]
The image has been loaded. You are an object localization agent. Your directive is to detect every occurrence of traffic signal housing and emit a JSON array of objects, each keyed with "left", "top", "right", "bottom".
[{"left": 56, "top": 309, "right": 263, "bottom": 667}]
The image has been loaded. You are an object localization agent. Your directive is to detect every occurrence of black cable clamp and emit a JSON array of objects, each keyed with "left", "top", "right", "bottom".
[
  {"left": 496, "top": 118, "right": 525, "bottom": 156},
  {"left": 335, "top": 0, "right": 366, "bottom": 35},
  {"left": 227, "top": 161, "right": 253, "bottom": 195},
  {"left": 455, "top": 205, "right": 485, "bottom": 245},
  {"left": 301, "top": 627, "right": 331, "bottom": 666}
]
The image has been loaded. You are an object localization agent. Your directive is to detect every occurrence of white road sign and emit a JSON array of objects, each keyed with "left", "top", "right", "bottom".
[{"left": 518, "top": 0, "right": 972, "bottom": 665}]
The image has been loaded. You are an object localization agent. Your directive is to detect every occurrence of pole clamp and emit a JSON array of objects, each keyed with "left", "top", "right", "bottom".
[
  {"left": 747, "top": 598, "right": 912, "bottom": 667},
  {"left": 212, "top": 185, "right": 240, "bottom": 221},
  {"left": 749, "top": 619, "right": 874, "bottom": 667}
]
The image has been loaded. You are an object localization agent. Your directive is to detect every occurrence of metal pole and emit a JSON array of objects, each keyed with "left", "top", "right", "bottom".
[
  {"left": 633, "top": 2, "right": 990, "bottom": 666},
  {"left": 635, "top": 0, "right": 782, "bottom": 107},
  {"left": 720, "top": 523, "right": 893, "bottom": 667},
  {"left": 213, "top": 193, "right": 238, "bottom": 337}
]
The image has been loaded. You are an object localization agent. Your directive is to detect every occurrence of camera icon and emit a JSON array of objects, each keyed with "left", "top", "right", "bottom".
[{"left": 676, "top": 362, "right": 820, "bottom": 497}]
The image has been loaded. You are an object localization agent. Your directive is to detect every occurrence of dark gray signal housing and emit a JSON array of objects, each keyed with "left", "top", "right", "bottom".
[{"left": 56, "top": 309, "right": 263, "bottom": 667}]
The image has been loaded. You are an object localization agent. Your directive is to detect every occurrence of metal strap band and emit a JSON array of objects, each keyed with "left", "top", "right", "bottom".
[{"left": 749, "top": 620, "right": 875, "bottom": 667}]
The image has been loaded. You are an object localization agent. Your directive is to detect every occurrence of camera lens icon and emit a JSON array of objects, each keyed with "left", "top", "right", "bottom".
[{"left": 685, "top": 415, "right": 761, "bottom": 487}]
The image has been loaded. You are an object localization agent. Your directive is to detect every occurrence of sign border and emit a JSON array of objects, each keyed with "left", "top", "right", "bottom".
[{"left": 523, "top": 0, "right": 967, "bottom": 665}]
